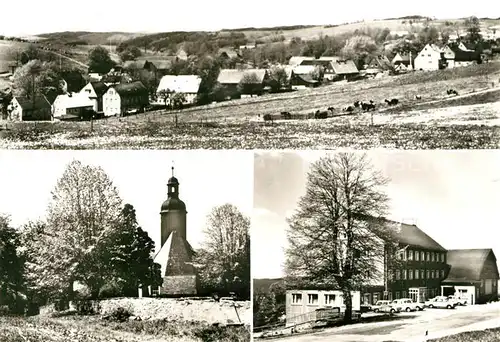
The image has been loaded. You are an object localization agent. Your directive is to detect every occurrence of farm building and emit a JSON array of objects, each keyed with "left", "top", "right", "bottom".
[
  {"left": 290, "top": 72, "right": 320, "bottom": 89},
  {"left": 155, "top": 75, "right": 202, "bottom": 106},
  {"left": 102, "top": 81, "right": 149, "bottom": 117},
  {"left": 414, "top": 44, "right": 446, "bottom": 71},
  {"left": 392, "top": 52, "right": 415, "bottom": 71},
  {"left": 299, "top": 59, "right": 337, "bottom": 80},
  {"left": 8, "top": 95, "right": 52, "bottom": 121},
  {"left": 441, "top": 249, "right": 499, "bottom": 305},
  {"left": 52, "top": 92, "right": 95, "bottom": 121},
  {"left": 150, "top": 167, "right": 199, "bottom": 296},
  {"left": 217, "top": 69, "right": 268, "bottom": 94},
  {"left": 330, "top": 59, "right": 359, "bottom": 81},
  {"left": 218, "top": 48, "right": 240, "bottom": 60},
  {"left": 451, "top": 49, "right": 481, "bottom": 68},
  {"left": 288, "top": 56, "right": 315, "bottom": 67},
  {"left": 80, "top": 81, "right": 109, "bottom": 113},
  {"left": 285, "top": 290, "right": 361, "bottom": 327},
  {"left": 364, "top": 55, "right": 393, "bottom": 72}
]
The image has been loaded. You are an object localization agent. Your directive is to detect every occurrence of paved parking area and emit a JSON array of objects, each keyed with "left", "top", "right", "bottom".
[{"left": 274, "top": 302, "right": 500, "bottom": 342}]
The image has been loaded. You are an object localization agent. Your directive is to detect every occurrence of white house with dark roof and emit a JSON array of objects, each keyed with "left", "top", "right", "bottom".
[
  {"left": 414, "top": 44, "right": 444, "bottom": 71},
  {"left": 52, "top": 92, "right": 95, "bottom": 120},
  {"left": 80, "top": 81, "right": 109, "bottom": 113},
  {"left": 8, "top": 95, "right": 52, "bottom": 121},
  {"left": 102, "top": 81, "right": 149, "bottom": 117},
  {"left": 155, "top": 75, "right": 202, "bottom": 106}
]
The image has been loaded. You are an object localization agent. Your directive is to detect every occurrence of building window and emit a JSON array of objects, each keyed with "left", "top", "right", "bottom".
[
  {"left": 426, "top": 252, "right": 430, "bottom": 261},
  {"left": 373, "top": 293, "right": 379, "bottom": 304},
  {"left": 325, "top": 294, "right": 336, "bottom": 305},
  {"left": 421, "top": 270, "right": 425, "bottom": 279},
  {"left": 396, "top": 270, "right": 400, "bottom": 280},
  {"left": 441, "top": 253, "right": 445, "bottom": 263},
  {"left": 415, "top": 270, "right": 419, "bottom": 279},
  {"left": 308, "top": 294, "right": 318, "bottom": 305},
  {"left": 440, "top": 270, "right": 444, "bottom": 278},
  {"left": 431, "top": 253, "right": 435, "bottom": 262},
  {"left": 402, "top": 291, "right": 407, "bottom": 298},
  {"left": 403, "top": 269, "right": 407, "bottom": 280},
  {"left": 421, "top": 251, "right": 425, "bottom": 260},
  {"left": 408, "top": 269, "right": 413, "bottom": 279},
  {"left": 415, "top": 251, "right": 420, "bottom": 261},
  {"left": 292, "top": 293, "right": 302, "bottom": 304},
  {"left": 427, "top": 270, "right": 430, "bottom": 279},
  {"left": 408, "top": 250, "right": 413, "bottom": 260},
  {"left": 396, "top": 291, "right": 400, "bottom": 299}
]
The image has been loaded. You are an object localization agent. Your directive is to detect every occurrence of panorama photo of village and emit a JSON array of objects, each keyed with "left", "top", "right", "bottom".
[{"left": 0, "top": 14, "right": 499, "bottom": 149}]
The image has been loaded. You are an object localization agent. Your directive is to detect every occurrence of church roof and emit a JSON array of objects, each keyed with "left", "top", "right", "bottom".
[
  {"left": 154, "top": 230, "right": 197, "bottom": 277},
  {"left": 161, "top": 197, "right": 186, "bottom": 211}
]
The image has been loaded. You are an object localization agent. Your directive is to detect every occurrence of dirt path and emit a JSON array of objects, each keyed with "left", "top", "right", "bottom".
[{"left": 42, "top": 49, "right": 89, "bottom": 69}]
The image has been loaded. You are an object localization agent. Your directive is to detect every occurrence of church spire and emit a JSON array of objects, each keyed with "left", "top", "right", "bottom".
[{"left": 167, "top": 162, "right": 179, "bottom": 198}]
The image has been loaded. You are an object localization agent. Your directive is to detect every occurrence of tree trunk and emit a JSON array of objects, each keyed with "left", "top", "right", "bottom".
[{"left": 342, "top": 288, "right": 353, "bottom": 323}]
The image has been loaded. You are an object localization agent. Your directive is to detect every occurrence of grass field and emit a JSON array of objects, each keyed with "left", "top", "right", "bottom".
[
  {"left": 1, "top": 61, "right": 498, "bottom": 149},
  {"left": 427, "top": 327, "right": 500, "bottom": 342},
  {"left": 0, "top": 315, "right": 250, "bottom": 342},
  {"left": 0, "top": 40, "right": 30, "bottom": 73}
]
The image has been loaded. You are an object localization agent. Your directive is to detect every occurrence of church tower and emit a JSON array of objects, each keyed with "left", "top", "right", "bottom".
[
  {"left": 160, "top": 166, "right": 187, "bottom": 246},
  {"left": 153, "top": 165, "right": 198, "bottom": 296}
]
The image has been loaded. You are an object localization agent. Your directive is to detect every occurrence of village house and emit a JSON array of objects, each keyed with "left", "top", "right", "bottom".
[
  {"left": 8, "top": 95, "right": 52, "bottom": 121},
  {"left": 414, "top": 44, "right": 446, "bottom": 71},
  {"left": 80, "top": 81, "right": 109, "bottom": 114},
  {"left": 148, "top": 167, "right": 198, "bottom": 296},
  {"left": 299, "top": 59, "right": 337, "bottom": 81},
  {"left": 364, "top": 55, "right": 393, "bottom": 74},
  {"left": 155, "top": 75, "right": 202, "bottom": 106},
  {"left": 217, "top": 69, "right": 268, "bottom": 95},
  {"left": 218, "top": 48, "right": 240, "bottom": 60},
  {"left": 102, "top": 81, "right": 149, "bottom": 117},
  {"left": 441, "top": 249, "right": 499, "bottom": 305},
  {"left": 52, "top": 92, "right": 95, "bottom": 121},
  {"left": 285, "top": 290, "right": 361, "bottom": 326},
  {"left": 288, "top": 56, "right": 315, "bottom": 67},
  {"left": 290, "top": 65, "right": 320, "bottom": 89},
  {"left": 391, "top": 52, "right": 415, "bottom": 71},
  {"left": 330, "top": 59, "right": 360, "bottom": 81}
]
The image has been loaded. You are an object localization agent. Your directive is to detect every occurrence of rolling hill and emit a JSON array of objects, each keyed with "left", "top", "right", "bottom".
[{"left": 254, "top": 278, "right": 285, "bottom": 295}]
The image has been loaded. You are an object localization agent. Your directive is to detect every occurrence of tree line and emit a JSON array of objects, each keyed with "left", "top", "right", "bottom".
[{"left": 0, "top": 160, "right": 250, "bottom": 315}]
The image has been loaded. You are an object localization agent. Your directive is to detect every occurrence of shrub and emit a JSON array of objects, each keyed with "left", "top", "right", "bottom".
[
  {"left": 109, "top": 307, "right": 132, "bottom": 322},
  {"left": 194, "top": 325, "right": 250, "bottom": 342}
]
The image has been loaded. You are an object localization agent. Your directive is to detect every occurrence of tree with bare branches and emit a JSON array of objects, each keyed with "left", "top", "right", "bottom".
[
  {"left": 285, "top": 152, "right": 400, "bottom": 322},
  {"left": 195, "top": 204, "right": 250, "bottom": 299}
]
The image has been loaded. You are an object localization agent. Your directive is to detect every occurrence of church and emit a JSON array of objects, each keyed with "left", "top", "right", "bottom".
[{"left": 150, "top": 167, "right": 199, "bottom": 296}]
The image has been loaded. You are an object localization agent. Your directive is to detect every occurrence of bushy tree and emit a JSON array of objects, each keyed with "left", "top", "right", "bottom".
[
  {"left": 267, "top": 66, "right": 289, "bottom": 92},
  {"left": 24, "top": 160, "right": 124, "bottom": 300},
  {"left": 464, "top": 16, "right": 482, "bottom": 45},
  {"left": 119, "top": 47, "right": 142, "bottom": 62},
  {"left": 341, "top": 35, "right": 379, "bottom": 69},
  {"left": 104, "top": 204, "right": 161, "bottom": 297},
  {"left": 88, "top": 46, "right": 115, "bottom": 74},
  {"left": 286, "top": 153, "right": 400, "bottom": 323},
  {"left": 237, "top": 72, "right": 262, "bottom": 95},
  {"left": 12, "top": 60, "right": 61, "bottom": 97},
  {"left": 195, "top": 204, "right": 250, "bottom": 299},
  {"left": 0, "top": 215, "right": 25, "bottom": 313}
]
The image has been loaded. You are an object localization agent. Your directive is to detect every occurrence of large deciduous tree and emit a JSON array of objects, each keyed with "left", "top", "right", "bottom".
[
  {"left": 26, "top": 160, "right": 124, "bottom": 300},
  {"left": 285, "top": 153, "right": 400, "bottom": 322},
  {"left": 341, "top": 35, "right": 379, "bottom": 69},
  {"left": 88, "top": 46, "right": 115, "bottom": 74},
  {"left": 195, "top": 204, "right": 250, "bottom": 299},
  {"left": 11, "top": 60, "right": 60, "bottom": 97},
  {"left": 267, "top": 66, "right": 290, "bottom": 92},
  {"left": 464, "top": 16, "right": 482, "bottom": 45},
  {"left": 237, "top": 72, "right": 262, "bottom": 95}
]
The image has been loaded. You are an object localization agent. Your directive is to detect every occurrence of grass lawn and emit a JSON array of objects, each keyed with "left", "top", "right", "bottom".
[
  {"left": 0, "top": 315, "right": 250, "bottom": 342},
  {"left": 427, "top": 327, "right": 500, "bottom": 342}
]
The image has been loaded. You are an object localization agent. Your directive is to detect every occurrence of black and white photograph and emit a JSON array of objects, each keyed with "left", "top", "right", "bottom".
[
  {"left": 0, "top": 2, "right": 499, "bottom": 149},
  {"left": 0, "top": 150, "right": 252, "bottom": 341},
  {"left": 252, "top": 150, "right": 500, "bottom": 341}
]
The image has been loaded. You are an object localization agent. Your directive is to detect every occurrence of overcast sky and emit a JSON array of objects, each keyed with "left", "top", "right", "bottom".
[
  {"left": 253, "top": 150, "right": 500, "bottom": 279},
  {"left": 0, "top": 150, "right": 253, "bottom": 251},
  {"left": 1, "top": 0, "right": 497, "bottom": 37}
]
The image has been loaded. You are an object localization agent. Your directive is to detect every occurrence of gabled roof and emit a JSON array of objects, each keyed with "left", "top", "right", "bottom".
[
  {"left": 14, "top": 95, "right": 51, "bottom": 110},
  {"left": 444, "top": 249, "right": 499, "bottom": 282},
  {"left": 219, "top": 48, "right": 239, "bottom": 59},
  {"left": 300, "top": 59, "right": 333, "bottom": 69},
  {"left": 111, "top": 81, "right": 148, "bottom": 96},
  {"left": 318, "top": 56, "right": 341, "bottom": 62},
  {"left": 157, "top": 75, "right": 202, "bottom": 94},
  {"left": 90, "top": 81, "right": 109, "bottom": 97},
  {"left": 217, "top": 69, "right": 267, "bottom": 84},
  {"left": 54, "top": 93, "right": 94, "bottom": 109},
  {"left": 331, "top": 59, "right": 359, "bottom": 74},
  {"left": 366, "top": 55, "right": 392, "bottom": 70},
  {"left": 292, "top": 65, "right": 317, "bottom": 75},
  {"left": 123, "top": 60, "right": 148, "bottom": 69},
  {"left": 451, "top": 48, "right": 480, "bottom": 62},
  {"left": 289, "top": 56, "right": 315, "bottom": 66},
  {"left": 294, "top": 73, "right": 319, "bottom": 84},
  {"left": 396, "top": 222, "right": 446, "bottom": 251}
]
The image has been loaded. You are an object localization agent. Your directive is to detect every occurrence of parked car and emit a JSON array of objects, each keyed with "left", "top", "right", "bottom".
[
  {"left": 372, "top": 300, "right": 391, "bottom": 313},
  {"left": 448, "top": 295, "right": 468, "bottom": 306},
  {"left": 391, "top": 298, "right": 424, "bottom": 312},
  {"left": 424, "top": 297, "right": 456, "bottom": 309}
]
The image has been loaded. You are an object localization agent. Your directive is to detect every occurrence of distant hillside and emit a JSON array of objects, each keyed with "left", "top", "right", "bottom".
[
  {"left": 37, "top": 31, "right": 147, "bottom": 46},
  {"left": 253, "top": 278, "right": 284, "bottom": 295},
  {"left": 221, "top": 25, "right": 316, "bottom": 32}
]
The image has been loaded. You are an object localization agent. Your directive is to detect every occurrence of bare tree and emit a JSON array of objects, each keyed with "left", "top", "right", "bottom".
[
  {"left": 195, "top": 204, "right": 250, "bottom": 299},
  {"left": 285, "top": 152, "right": 400, "bottom": 322}
]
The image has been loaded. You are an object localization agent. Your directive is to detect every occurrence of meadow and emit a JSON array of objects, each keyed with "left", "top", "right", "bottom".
[{"left": 1, "top": 61, "right": 499, "bottom": 149}]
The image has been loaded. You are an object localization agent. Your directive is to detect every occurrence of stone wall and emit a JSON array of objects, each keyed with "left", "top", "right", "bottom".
[
  {"left": 98, "top": 297, "right": 251, "bottom": 325},
  {"left": 161, "top": 275, "right": 198, "bottom": 295}
]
